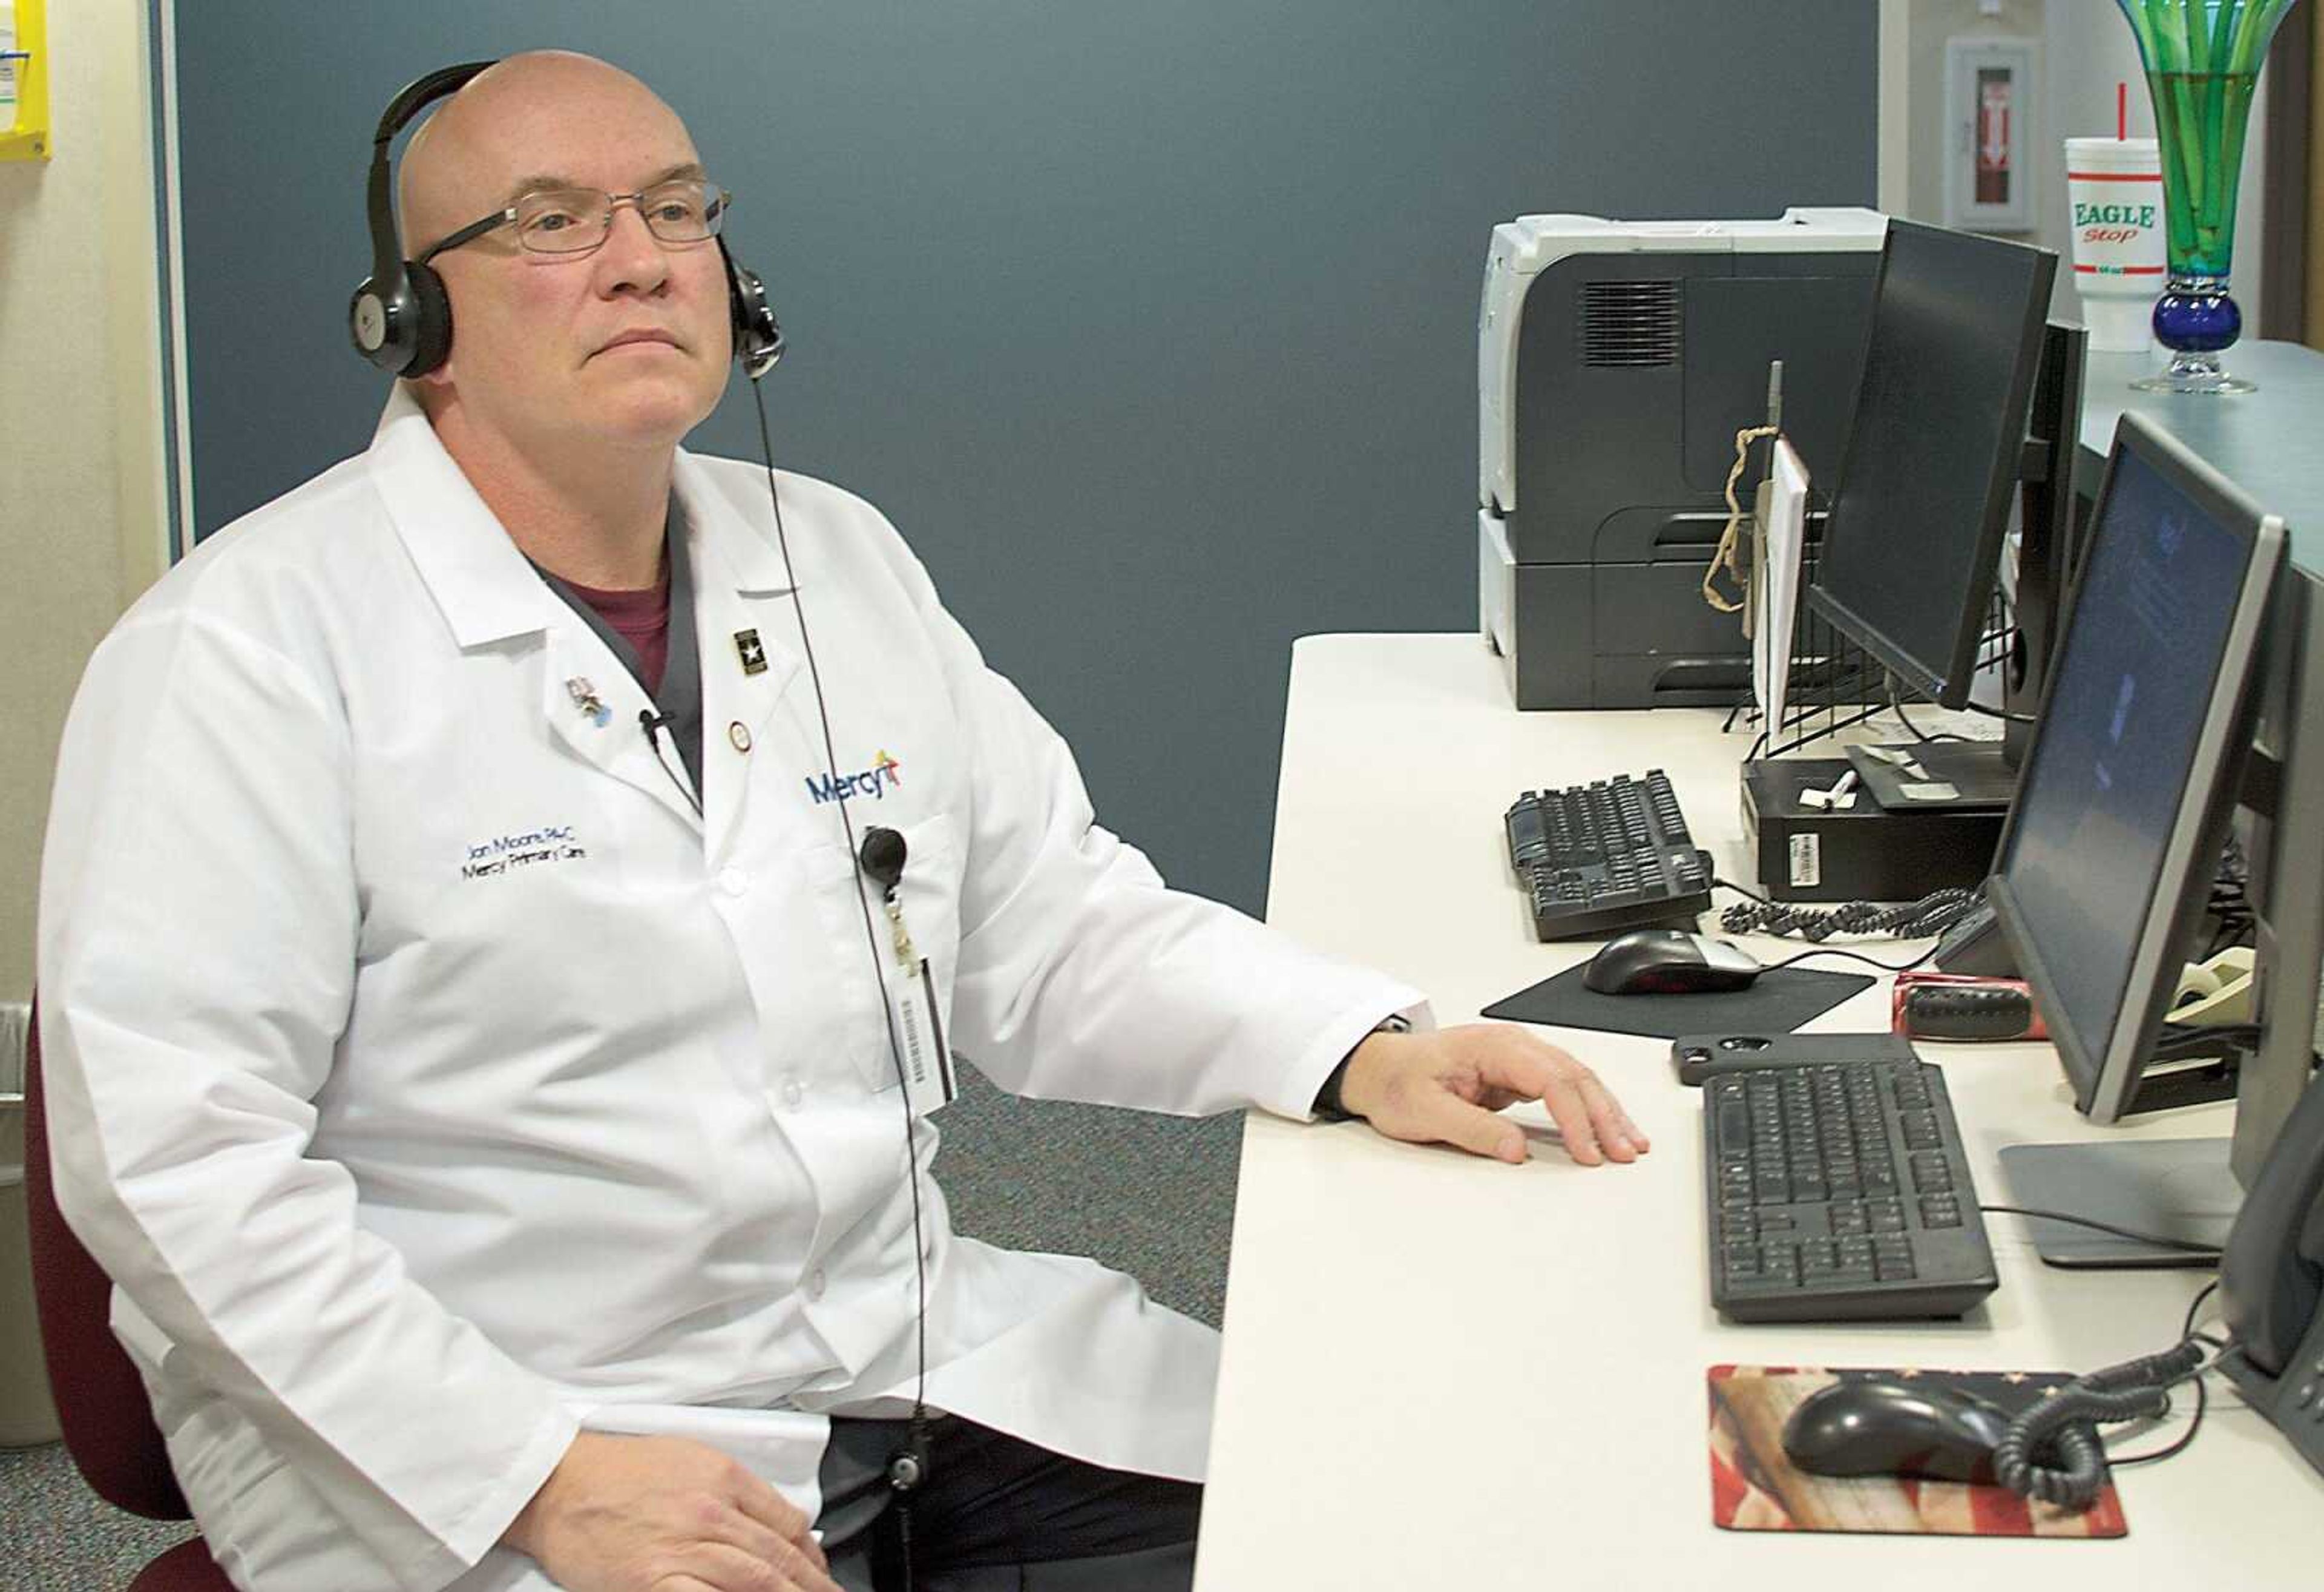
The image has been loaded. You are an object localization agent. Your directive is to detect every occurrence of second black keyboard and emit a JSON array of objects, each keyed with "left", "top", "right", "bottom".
[
  {"left": 1503, "top": 769, "right": 1713, "bottom": 941},
  {"left": 1704, "top": 1053, "right": 1999, "bottom": 1323}
]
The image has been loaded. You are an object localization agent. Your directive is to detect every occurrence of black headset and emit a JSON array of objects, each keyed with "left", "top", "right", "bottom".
[{"left": 349, "top": 59, "right": 784, "bottom": 381}]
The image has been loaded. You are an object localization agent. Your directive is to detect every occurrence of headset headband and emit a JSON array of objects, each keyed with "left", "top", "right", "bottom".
[{"left": 363, "top": 61, "right": 496, "bottom": 285}]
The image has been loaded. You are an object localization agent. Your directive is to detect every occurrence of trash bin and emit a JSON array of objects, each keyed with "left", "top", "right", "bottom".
[{"left": 1, "top": 1001, "right": 63, "bottom": 1446}]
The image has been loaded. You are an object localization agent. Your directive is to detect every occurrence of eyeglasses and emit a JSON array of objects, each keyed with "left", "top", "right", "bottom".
[{"left": 417, "top": 178, "right": 731, "bottom": 263}]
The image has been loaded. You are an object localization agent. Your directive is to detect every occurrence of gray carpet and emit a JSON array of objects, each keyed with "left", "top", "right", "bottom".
[
  {"left": 0, "top": 1447, "right": 194, "bottom": 1591},
  {"left": 1, "top": 1062, "right": 1244, "bottom": 1588}
]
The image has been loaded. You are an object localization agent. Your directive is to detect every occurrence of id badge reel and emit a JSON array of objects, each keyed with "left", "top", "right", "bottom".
[{"left": 859, "top": 827, "right": 959, "bottom": 1117}]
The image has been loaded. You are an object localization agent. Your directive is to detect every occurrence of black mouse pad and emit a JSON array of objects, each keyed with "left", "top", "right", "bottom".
[{"left": 1480, "top": 964, "right": 1874, "bottom": 1040}]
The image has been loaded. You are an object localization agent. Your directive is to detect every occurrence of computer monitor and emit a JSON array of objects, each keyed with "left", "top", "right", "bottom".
[
  {"left": 2225, "top": 558, "right": 2324, "bottom": 1191},
  {"left": 1989, "top": 412, "right": 2309, "bottom": 1263},
  {"left": 1807, "top": 220, "right": 2056, "bottom": 711},
  {"left": 2000, "top": 318, "right": 2090, "bottom": 769}
]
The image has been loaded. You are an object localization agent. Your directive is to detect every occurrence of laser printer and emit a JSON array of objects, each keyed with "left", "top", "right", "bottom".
[{"left": 1478, "top": 207, "right": 1886, "bottom": 709}]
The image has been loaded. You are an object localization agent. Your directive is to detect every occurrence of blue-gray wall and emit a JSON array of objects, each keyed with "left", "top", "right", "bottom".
[{"left": 173, "top": 3, "right": 1875, "bottom": 916}]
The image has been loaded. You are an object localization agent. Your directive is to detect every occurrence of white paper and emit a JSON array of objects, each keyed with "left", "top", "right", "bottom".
[
  {"left": 1751, "top": 438, "right": 1810, "bottom": 738},
  {"left": 0, "top": 7, "right": 18, "bottom": 137}
]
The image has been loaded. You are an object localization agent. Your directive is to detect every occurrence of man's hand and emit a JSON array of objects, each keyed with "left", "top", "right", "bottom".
[
  {"left": 1336, "top": 1023, "right": 1649, "bottom": 1166},
  {"left": 502, "top": 1432, "right": 842, "bottom": 1592}
]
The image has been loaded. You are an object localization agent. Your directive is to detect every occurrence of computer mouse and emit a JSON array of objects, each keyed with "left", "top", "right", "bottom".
[
  {"left": 1581, "top": 929, "right": 1762, "bottom": 995},
  {"left": 1781, "top": 1378, "right": 2012, "bottom": 1484}
]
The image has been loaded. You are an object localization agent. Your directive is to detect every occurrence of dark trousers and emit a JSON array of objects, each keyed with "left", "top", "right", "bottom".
[{"left": 816, "top": 1415, "right": 1203, "bottom": 1591}]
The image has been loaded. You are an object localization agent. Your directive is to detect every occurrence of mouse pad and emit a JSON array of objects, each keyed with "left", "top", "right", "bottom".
[
  {"left": 1480, "top": 965, "right": 1873, "bottom": 1040},
  {"left": 1707, "top": 1366, "right": 2129, "bottom": 1538}
]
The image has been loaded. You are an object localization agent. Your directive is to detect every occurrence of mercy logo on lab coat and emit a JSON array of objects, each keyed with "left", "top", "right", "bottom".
[{"left": 806, "top": 748, "right": 903, "bottom": 804}]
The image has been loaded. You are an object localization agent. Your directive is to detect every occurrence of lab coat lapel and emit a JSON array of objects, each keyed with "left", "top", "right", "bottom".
[
  {"left": 367, "top": 387, "right": 704, "bottom": 835},
  {"left": 539, "top": 622, "right": 705, "bottom": 834},
  {"left": 675, "top": 453, "right": 809, "bottom": 863}
]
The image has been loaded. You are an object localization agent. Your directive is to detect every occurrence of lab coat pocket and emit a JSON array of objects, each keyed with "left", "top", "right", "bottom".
[{"left": 819, "top": 812, "right": 962, "bottom": 1104}]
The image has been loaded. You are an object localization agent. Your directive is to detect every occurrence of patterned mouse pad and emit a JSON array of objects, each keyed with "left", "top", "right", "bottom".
[{"left": 1707, "top": 1365, "right": 2130, "bottom": 1538}]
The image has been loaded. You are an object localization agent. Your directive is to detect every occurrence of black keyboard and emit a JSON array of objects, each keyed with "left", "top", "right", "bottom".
[
  {"left": 1503, "top": 769, "right": 1712, "bottom": 941},
  {"left": 1704, "top": 1056, "right": 1999, "bottom": 1323}
]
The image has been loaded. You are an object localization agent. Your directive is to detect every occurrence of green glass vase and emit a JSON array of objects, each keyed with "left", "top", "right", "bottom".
[{"left": 2116, "top": 0, "right": 2300, "bottom": 393}]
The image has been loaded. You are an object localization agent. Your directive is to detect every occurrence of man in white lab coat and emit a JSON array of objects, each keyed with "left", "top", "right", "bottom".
[{"left": 38, "top": 51, "right": 1646, "bottom": 1592}]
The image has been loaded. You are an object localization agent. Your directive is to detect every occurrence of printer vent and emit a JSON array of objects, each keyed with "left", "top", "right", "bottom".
[{"left": 1578, "top": 280, "right": 1681, "bottom": 367}]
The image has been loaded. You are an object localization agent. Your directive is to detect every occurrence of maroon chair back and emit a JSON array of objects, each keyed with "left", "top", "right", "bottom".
[{"left": 22, "top": 1001, "right": 191, "bottom": 1520}]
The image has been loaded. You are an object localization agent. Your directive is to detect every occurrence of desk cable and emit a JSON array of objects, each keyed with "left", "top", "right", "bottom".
[
  {"left": 1712, "top": 875, "right": 1980, "bottom": 946},
  {"left": 1989, "top": 1281, "right": 2230, "bottom": 1505},
  {"left": 747, "top": 373, "right": 936, "bottom": 1590}
]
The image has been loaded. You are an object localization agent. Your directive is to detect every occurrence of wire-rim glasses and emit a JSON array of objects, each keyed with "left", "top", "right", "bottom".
[{"left": 417, "top": 179, "right": 729, "bottom": 264}]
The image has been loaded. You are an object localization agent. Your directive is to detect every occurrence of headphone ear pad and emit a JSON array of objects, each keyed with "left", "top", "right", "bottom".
[
  {"left": 403, "top": 259, "right": 455, "bottom": 378},
  {"left": 718, "top": 235, "right": 783, "bottom": 378}
]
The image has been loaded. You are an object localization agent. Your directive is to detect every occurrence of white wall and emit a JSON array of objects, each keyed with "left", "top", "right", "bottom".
[
  {"left": 1902, "top": 0, "right": 2047, "bottom": 233},
  {"left": 0, "top": 0, "right": 168, "bottom": 999},
  {"left": 1883, "top": 0, "right": 2272, "bottom": 324}
]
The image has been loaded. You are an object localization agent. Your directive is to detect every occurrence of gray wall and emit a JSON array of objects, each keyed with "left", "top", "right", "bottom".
[{"left": 175, "top": 2, "right": 1876, "bottom": 916}]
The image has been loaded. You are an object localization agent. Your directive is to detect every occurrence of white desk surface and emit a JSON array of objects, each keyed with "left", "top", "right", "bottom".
[{"left": 1192, "top": 633, "right": 2324, "bottom": 1590}]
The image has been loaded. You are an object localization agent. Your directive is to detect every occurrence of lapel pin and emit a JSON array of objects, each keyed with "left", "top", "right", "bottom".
[
  {"left": 735, "top": 628, "right": 768, "bottom": 676},
  {"left": 565, "top": 676, "right": 611, "bottom": 728}
]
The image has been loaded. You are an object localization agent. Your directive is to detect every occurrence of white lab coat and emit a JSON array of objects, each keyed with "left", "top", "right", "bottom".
[{"left": 38, "top": 387, "right": 1424, "bottom": 1592}]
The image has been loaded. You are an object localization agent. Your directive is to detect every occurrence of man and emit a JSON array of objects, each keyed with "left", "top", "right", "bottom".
[{"left": 39, "top": 52, "right": 1645, "bottom": 1592}]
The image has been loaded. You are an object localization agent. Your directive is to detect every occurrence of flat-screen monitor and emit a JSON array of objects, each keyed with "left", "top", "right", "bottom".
[
  {"left": 1807, "top": 220, "right": 2056, "bottom": 708},
  {"left": 1989, "top": 412, "right": 2298, "bottom": 1264},
  {"left": 1991, "top": 412, "right": 2283, "bottom": 1123},
  {"left": 2000, "top": 320, "right": 2090, "bottom": 769}
]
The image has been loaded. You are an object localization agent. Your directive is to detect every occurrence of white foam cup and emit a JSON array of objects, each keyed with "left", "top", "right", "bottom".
[{"left": 2065, "top": 136, "right": 2166, "bottom": 354}]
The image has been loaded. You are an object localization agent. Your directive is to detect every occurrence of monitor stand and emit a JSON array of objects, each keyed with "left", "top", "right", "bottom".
[
  {"left": 1997, "top": 1138, "right": 2240, "bottom": 1267},
  {"left": 1846, "top": 738, "right": 2017, "bottom": 812}
]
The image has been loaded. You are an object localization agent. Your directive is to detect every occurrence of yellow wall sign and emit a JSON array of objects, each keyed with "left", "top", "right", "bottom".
[{"left": 1, "top": 0, "right": 51, "bottom": 162}]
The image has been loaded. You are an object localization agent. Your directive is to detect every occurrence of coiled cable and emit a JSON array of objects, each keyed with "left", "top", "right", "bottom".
[
  {"left": 1991, "top": 1339, "right": 2209, "bottom": 1508},
  {"left": 1717, "top": 883, "right": 1981, "bottom": 942}
]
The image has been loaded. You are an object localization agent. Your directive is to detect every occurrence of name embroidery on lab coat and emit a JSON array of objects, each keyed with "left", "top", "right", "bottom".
[{"left": 461, "top": 826, "right": 589, "bottom": 880}]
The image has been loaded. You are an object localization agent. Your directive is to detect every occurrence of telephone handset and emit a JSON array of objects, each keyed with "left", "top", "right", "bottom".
[{"left": 2219, "top": 1065, "right": 2324, "bottom": 1479}]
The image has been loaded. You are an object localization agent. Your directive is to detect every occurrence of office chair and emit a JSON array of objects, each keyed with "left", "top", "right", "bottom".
[{"left": 24, "top": 1002, "right": 233, "bottom": 1591}]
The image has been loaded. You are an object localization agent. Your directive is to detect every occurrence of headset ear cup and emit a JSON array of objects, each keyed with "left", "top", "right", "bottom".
[
  {"left": 403, "top": 259, "right": 455, "bottom": 378},
  {"left": 718, "top": 237, "right": 783, "bottom": 378}
]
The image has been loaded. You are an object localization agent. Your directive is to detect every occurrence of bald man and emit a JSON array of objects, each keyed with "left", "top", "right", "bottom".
[{"left": 40, "top": 51, "right": 1644, "bottom": 1592}]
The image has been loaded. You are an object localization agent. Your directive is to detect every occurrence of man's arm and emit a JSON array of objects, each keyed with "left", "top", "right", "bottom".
[
  {"left": 882, "top": 545, "right": 1422, "bottom": 1121},
  {"left": 881, "top": 535, "right": 1646, "bottom": 1165},
  {"left": 41, "top": 609, "right": 576, "bottom": 1588}
]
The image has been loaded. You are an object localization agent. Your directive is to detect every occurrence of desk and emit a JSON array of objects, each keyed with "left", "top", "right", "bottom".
[
  {"left": 1192, "top": 633, "right": 2324, "bottom": 1588},
  {"left": 2079, "top": 340, "right": 2324, "bottom": 574}
]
